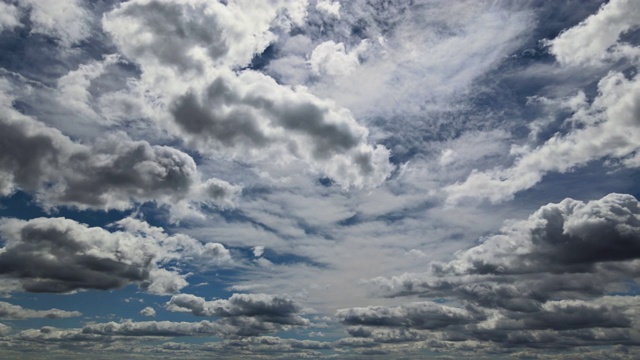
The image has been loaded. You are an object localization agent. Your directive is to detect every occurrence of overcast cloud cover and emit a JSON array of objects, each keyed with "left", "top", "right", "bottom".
[{"left": 0, "top": 0, "right": 639, "bottom": 358}]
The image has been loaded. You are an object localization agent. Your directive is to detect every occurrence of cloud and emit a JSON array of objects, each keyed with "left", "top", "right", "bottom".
[
  {"left": 302, "top": 0, "right": 533, "bottom": 124},
  {"left": 167, "top": 293, "right": 310, "bottom": 331},
  {"left": 0, "top": 216, "right": 230, "bottom": 294},
  {"left": 309, "top": 40, "right": 367, "bottom": 78},
  {"left": 447, "top": 1, "right": 640, "bottom": 204},
  {"left": 139, "top": 307, "right": 156, "bottom": 317},
  {"left": 0, "top": 302, "right": 81, "bottom": 320},
  {"left": 0, "top": 2, "right": 22, "bottom": 33},
  {"left": 360, "top": 193, "right": 640, "bottom": 348},
  {"left": 253, "top": 246, "right": 265, "bottom": 258},
  {"left": 82, "top": 320, "right": 221, "bottom": 337},
  {"left": 102, "top": 0, "right": 393, "bottom": 188},
  {"left": 17, "top": 0, "right": 92, "bottom": 47},
  {"left": 545, "top": 0, "right": 640, "bottom": 66},
  {"left": 0, "top": 89, "right": 240, "bottom": 216},
  {"left": 315, "top": 1, "right": 341, "bottom": 18},
  {"left": 336, "top": 302, "right": 482, "bottom": 330}
]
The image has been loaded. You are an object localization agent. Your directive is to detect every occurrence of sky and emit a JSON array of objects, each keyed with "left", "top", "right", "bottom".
[{"left": 0, "top": 0, "right": 639, "bottom": 359}]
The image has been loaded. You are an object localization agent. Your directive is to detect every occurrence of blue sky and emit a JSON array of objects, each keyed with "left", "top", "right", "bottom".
[{"left": 0, "top": 0, "right": 640, "bottom": 358}]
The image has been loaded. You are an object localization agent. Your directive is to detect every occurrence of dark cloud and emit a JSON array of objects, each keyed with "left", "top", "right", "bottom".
[
  {"left": 0, "top": 217, "right": 230, "bottom": 294},
  {"left": 0, "top": 99, "right": 239, "bottom": 215},
  {"left": 103, "top": 0, "right": 393, "bottom": 188},
  {"left": 349, "top": 194, "right": 640, "bottom": 349},
  {"left": 167, "top": 71, "right": 392, "bottom": 187},
  {"left": 167, "top": 293, "right": 309, "bottom": 337},
  {"left": 336, "top": 302, "right": 482, "bottom": 330}
]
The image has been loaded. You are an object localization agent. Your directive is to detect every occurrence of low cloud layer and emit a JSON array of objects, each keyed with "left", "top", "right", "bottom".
[
  {"left": 0, "top": 302, "right": 81, "bottom": 320},
  {"left": 351, "top": 193, "right": 640, "bottom": 349},
  {"left": 167, "top": 293, "right": 310, "bottom": 337}
]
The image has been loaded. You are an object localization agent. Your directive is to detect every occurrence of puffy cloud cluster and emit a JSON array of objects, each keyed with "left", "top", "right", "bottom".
[
  {"left": 343, "top": 193, "right": 640, "bottom": 349},
  {"left": 447, "top": 0, "right": 640, "bottom": 203},
  {"left": 167, "top": 293, "right": 309, "bottom": 337},
  {"left": 0, "top": 89, "right": 240, "bottom": 216},
  {"left": 0, "top": 2, "right": 21, "bottom": 33},
  {"left": 15, "top": 0, "right": 92, "bottom": 47},
  {"left": 0, "top": 216, "right": 231, "bottom": 294},
  {"left": 101, "top": 0, "right": 392, "bottom": 188},
  {"left": 546, "top": 0, "right": 640, "bottom": 66}
]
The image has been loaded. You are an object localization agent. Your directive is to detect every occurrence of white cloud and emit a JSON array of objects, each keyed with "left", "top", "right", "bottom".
[
  {"left": 545, "top": 0, "right": 640, "bottom": 66},
  {"left": 446, "top": 0, "right": 640, "bottom": 204},
  {"left": 253, "top": 246, "right": 265, "bottom": 258},
  {"left": 315, "top": 1, "right": 341, "bottom": 18},
  {"left": 140, "top": 307, "right": 156, "bottom": 317},
  {"left": 18, "top": 0, "right": 91, "bottom": 47},
  {"left": 446, "top": 68, "right": 640, "bottom": 204},
  {"left": 307, "top": 0, "right": 533, "bottom": 121},
  {"left": 0, "top": 2, "right": 22, "bottom": 33},
  {"left": 309, "top": 40, "right": 367, "bottom": 78},
  {"left": 102, "top": 0, "right": 393, "bottom": 188},
  {"left": 0, "top": 302, "right": 81, "bottom": 320}
]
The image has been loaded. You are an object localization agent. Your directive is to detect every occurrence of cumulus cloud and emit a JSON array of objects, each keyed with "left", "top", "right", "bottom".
[
  {"left": 17, "top": 0, "right": 92, "bottom": 47},
  {"left": 139, "top": 307, "right": 156, "bottom": 317},
  {"left": 0, "top": 302, "right": 81, "bottom": 320},
  {"left": 0, "top": 89, "right": 240, "bottom": 216},
  {"left": 315, "top": 1, "right": 341, "bottom": 18},
  {"left": 166, "top": 293, "right": 310, "bottom": 336},
  {"left": 0, "top": 2, "right": 22, "bottom": 33},
  {"left": 21, "top": 294, "right": 310, "bottom": 340},
  {"left": 355, "top": 193, "right": 640, "bottom": 348},
  {"left": 0, "top": 216, "right": 230, "bottom": 294},
  {"left": 81, "top": 320, "right": 221, "bottom": 337},
  {"left": 102, "top": 0, "right": 393, "bottom": 188},
  {"left": 545, "top": 0, "right": 640, "bottom": 66},
  {"left": 337, "top": 302, "right": 482, "bottom": 330},
  {"left": 168, "top": 72, "right": 392, "bottom": 187},
  {"left": 309, "top": 40, "right": 367, "bottom": 78},
  {"left": 253, "top": 246, "right": 265, "bottom": 258}
]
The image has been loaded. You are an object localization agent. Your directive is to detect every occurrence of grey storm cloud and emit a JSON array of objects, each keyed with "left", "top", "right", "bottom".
[
  {"left": 343, "top": 193, "right": 640, "bottom": 348},
  {"left": 0, "top": 217, "right": 230, "bottom": 294},
  {"left": 0, "top": 98, "right": 240, "bottom": 214},
  {"left": 0, "top": 302, "right": 81, "bottom": 320}
]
